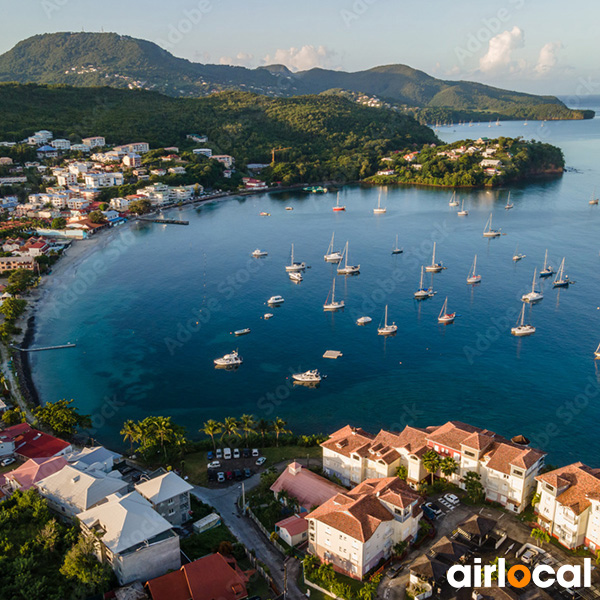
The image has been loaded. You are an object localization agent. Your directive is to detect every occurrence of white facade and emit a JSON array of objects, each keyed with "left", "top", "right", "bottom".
[
  {"left": 84, "top": 172, "right": 124, "bottom": 189},
  {"left": 51, "top": 139, "right": 71, "bottom": 150},
  {"left": 82, "top": 136, "right": 106, "bottom": 148}
]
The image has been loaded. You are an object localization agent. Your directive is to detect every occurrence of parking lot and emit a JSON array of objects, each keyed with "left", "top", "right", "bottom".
[{"left": 206, "top": 447, "right": 265, "bottom": 486}]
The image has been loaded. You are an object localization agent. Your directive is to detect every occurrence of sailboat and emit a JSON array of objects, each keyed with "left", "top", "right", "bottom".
[
  {"left": 594, "top": 343, "right": 600, "bottom": 359},
  {"left": 377, "top": 304, "right": 397, "bottom": 335},
  {"left": 496, "top": 118, "right": 501, "bottom": 126},
  {"left": 522, "top": 269, "right": 543, "bottom": 303},
  {"left": 437, "top": 297, "right": 456, "bottom": 324},
  {"left": 449, "top": 191, "right": 459, "bottom": 207},
  {"left": 333, "top": 192, "right": 346, "bottom": 212},
  {"left": 425, "top": 242, "right": 444, "bottom": 272},
  {"left": 337, "top": 241, "right": 360, "bottom": 275},
  {"left": 324, "top": 233, "right": 343, "bottom": 262},
  {"left": 373, "top": 190, "right": 387, "bottom": 214},
  {"left": 512, "top": 244, "right": 526, "bottom": 261},
  {"left": 539, "top": 249, "right": 554, "bottom": 277},
  {"left": 589, "top": 189, "right": 599, "bottom": 205},
  {"left": 285, "top": 244, "right": 306, "bottom": 272},
  {"left": 391, "top": 234, "right": 403, "bottom": 254},
  {"left": 414, "top": 266, "right": 435, "bottom": 299},
  {"left": 457, "top": 199, "right": 468, "bottom": 216},
  {"left": 467, "top": 255, "right": 481, "bottom": 284},
  {"left": 323, "top": 278, "right": 344, "bottom": 311},
  {"left": 511, "top": 304, "right": 536, "bottom": 337},
  {"left": 553, "top": 258, "right": 571, "bottom": 287},
  {"left": 504, "top": 192, "right": 514, "bottom": 210},
  {"left": 483, "top": 213, "right": 501, "bottom": 238}
]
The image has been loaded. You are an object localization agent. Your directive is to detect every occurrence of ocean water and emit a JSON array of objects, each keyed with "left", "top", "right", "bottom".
[{"left": 31, "top": 109, "right": 600, "bottom": 465}]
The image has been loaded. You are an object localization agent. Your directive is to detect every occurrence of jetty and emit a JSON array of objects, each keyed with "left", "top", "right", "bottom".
[
  {"left": 12, "top": 343, "right": 77, "bottom": 352},
  {"left": 138, "top": 217, "right": 189, "bottom": 225}
]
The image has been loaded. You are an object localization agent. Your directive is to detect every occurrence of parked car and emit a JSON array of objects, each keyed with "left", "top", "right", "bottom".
[
  {"left": 521, "top": 548, "right": 539, "bottom": 564},
  {"left": 234, "top": 469, "right": 243, "bottom": 480},
  {"left": 242, "top": 448, "right": 251, "bottom": 458},
  {"left": 224, "top": 448, "right": 232, "bottom": 459},
  {"left": 422, "top": 505, "right": 437, "bottom": 520},
  {"left": 217, "top": 472, "right": 226, "bottom": 483},
  {"left": 256, "top": 456, "right": 267, "bottom": 466},
  {"left": 244, "top": 468, "right": 252, "bottom": 478},
  {"left": 216, "top": 448, "right": 223, "bottom": 459},
  {"left": 1, "top": 457, "right": 15, "bottom": 467},
  {"left": 208, "top": 461, "right": 221, "bottom": 469},
  {"left": 387, "top": 564, "right": 404, "bottom": 578},
  {"left": 424, "top": 502, "right": 442, "bottom": 517},
  {"left": 207, "top": 450, "right": 215, "bottom": 460},
  {"left": 252, "top": 448, "right": 260, "bottom": 457},
  {"left": 233, "top": 448, "right": 241, "bottom": 459},
  {"left": 207, "top": 470, "right": 217, "bottom": 482},
  {"left": 444, "top": 493, "right": 459, "bottom": 505},
  {"left": 226, "top": 471, "right": 234, "bottom": 480}
]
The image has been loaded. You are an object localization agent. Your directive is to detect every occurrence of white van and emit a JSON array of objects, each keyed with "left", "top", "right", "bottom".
[{"left": 223, "top": 448, "right": 232, "bottom": 459}]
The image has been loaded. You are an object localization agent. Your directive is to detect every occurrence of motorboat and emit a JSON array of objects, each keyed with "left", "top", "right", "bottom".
[
  {"left": 263, "top": 313, "right": 274, "bottom": 319},
  {"left": 233, "top": 328, "right": 251, "bottom": 336},
  {"left": 512, "top": 245, "right": 526, "bottom": 262},
  {"left": 292, "top": 370, "right": 322, "bottom": 383},
  {"left": 214, "top": 350, "right": 243, "bottom": 367},
  {"left": 289, "top": 272, "right": 303, "bottom": 282},
  {"left": 267, "top": 295, "right": 285, "bottom": 305},
  {"left": 356, "top": 316, "right": 372, "bottom": 325},
  {"left": 251, "top": 249, "right": 268, "bottom": 257}
]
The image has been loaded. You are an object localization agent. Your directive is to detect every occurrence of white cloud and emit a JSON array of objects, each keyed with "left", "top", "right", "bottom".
[
  {"left": 479, "top": 26, "right": 525, "bottom": 73},
  {"left": 263, "top": 45, "right": 338, "bottom": 72},
  {"left": 535, "top": 42, "right": 562, "bottom": 75},
  {"left": 218, "top": 52, "right": 255, "bottom": 67}
]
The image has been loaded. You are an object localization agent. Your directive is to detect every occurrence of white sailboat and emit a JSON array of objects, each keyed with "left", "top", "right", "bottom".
[
  {"left": 457, "top": 199, "right": 468, "bottom": 216},
  {"left": 467, "top": 255, "right": 481, "bottom": 284},
  {"left": 553, "top": 257, "right": 571, "bottom": 287},
  {"left": 437, "top": 297, "right": 456, "bottom": 324},
  {"left": 373, "top": 190, "right": 387, "bottom": 214},
  {"left": 324, "top": 232, "right": 343, "bottom": 262},
  {"left": 505, "top": 192, "right": 514, "bottom": 210},
  {"left": 589, "top": 188, "right": 598, "bottom": 205},
  {"left": 449, "top": 191, "right": 459, "bottom": 207},
  {"left": 285, "top": 244, "right": 306, "bottom": 272},
  {"left": 392, "top": 234, "right": 403, "bottom": 254},
  {"left": 540, "top": 249, "right": 554, "bottom": 277},
  {"left": 512, "top": 244, "right": 526, "bottom": 261},
  {"left": 323, "top": 278, "right": 345, "bottom": 311},
  {"left": 511, "top": 304, "right": 536, "bottom": 337},
  {"left": 594, "top": 343, "right": 600, "bottom": 359},
  {"left": 483, "top": 213, "right": 501, "bottom": 237},
  {"left": 337, "top": 241, "right": 360, "bottom": 275},
  {"left": 414, "top": 266, "right": 436, "bottom": 299},
  {"left": 522, "top": 269, "right": 543, "bottom": 303},
  {"left": 425, "top": 242, "right": 444, "bottom": 272},
  {"left": 377, "top": 304, "right": 397, "bottom": 335}
]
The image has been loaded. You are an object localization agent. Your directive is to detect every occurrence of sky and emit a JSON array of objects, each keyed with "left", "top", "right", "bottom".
[{"left": 1, "top": 0, "right": 599, "bottom": 96}]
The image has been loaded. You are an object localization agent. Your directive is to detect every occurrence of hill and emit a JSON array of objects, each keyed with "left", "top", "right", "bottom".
[{"left": 0, "top": 32, "right": 592, "bottom": 121}]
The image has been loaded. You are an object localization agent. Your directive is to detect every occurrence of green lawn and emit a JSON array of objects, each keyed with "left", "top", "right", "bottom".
[{"left": 180, "top": 524, "right": 236, "bottom": 561}]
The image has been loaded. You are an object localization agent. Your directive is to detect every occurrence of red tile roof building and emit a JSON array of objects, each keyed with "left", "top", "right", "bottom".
[
  {"left": 0, "top": 424, "right": 72, "bottom": 460},
  {"left": 1, "top": 456, "right": 67, "bottom": 494}
]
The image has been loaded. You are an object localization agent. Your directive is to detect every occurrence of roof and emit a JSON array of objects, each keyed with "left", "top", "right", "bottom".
[
  {"left": 66, "top": 446, "right": 121, "bottom": 468},
  {"left": 135, "top": 471, "right": 193, "bottom": 505},
  {"left": 3, "top": 456, "right": 67, "bottom": 491},
  {"left": 78, "top": 491, "right": 174, "bottom": 555},
  {"left": 410, "top": 555, "right": 449, "bottom": 581},
  {"left": 146, "top": 553, "right": 248, "bottom": 600},
  {"left": 457, "top": 514, "right": 496, "bottom": 538},
  {"left": 36, "top": 464, "right": 128, "bottom": 512},
  {"left": 320, "top": 425, "right": 375, "bottom": 459},
  {"left": 428, "top": 535, "right": 470, "bottom": 563},
  {"left": 536, "top": 462, "right": 600, "bottom": 515},
  {"left": 270, "top": 462, "right": 346, "bottom": 510},
  {"left": 276, "top": 514, "right": 308, "bottom": 537},
  {"left": 0, "top": 423, "right": 71, "bottom": 459}
]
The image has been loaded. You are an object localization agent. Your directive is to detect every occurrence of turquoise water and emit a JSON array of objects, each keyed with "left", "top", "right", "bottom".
[{"left": 31, "top": 110, "right": 600, "bottom": 464}]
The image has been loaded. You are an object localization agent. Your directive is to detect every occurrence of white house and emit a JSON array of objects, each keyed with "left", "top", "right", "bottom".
[
  {"left": 109, "top": 197, "right": 131, "bottom": 211},
  {"left": 193, "top": 148, "right": 212, "bottom": 157},
  {"left": 134, "top": 471, "right": 193, "bottom": 526},
  {"left": 123, "top": 153, "right": 142, "bottom": 168},
  {"left": 114, "top": 142, "right": 150, "bottom": 154},
  {"left": 82, "top": 136, "right": 106, "bottom": 148},
  {"left": 480, "top": 159, "right": 503, "bottom": 168},
  {"left": 213, "top": 154, "right": 234, "bottom": 169},
  {"left": 51, "top": 139, "right": 71, "bottom": 151},
  {"left": 84, "top": 172, "right": 124, "bottom": 189}
]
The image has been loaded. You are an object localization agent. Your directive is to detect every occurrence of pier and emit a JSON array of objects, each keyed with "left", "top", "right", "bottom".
[
  {"left": 12, "top": 343, "right": 77, "bottom": 352},
  {"left": 138, "top": 217, "right": 189, "bottom": 225}
]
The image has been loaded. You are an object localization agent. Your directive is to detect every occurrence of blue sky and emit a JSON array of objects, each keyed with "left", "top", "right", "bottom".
[{"left": 1, "top": 0, "right": 599, "bottom": 95}]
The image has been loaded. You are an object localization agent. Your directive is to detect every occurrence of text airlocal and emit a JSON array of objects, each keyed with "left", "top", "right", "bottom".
[{"left": 448, "top": 558, "right": 592, "bottom": 590}]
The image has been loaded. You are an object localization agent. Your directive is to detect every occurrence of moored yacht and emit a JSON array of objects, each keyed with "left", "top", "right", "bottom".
[
  {"left": 267, "top": 295, "right": 285, "bottom": 305},
  {"left": 373, "top": 191, "right": 387, "bottom": 214},
  {"left": 483, "top": 213, "right": 501, "bottom": 238},
  {"left": 415, "top": 266, "right": 436, "bottom": 299},
  {"left": 251, "top": 249, "right": 268, "bottom": 257},
  {"left": 214, "top": 350, "right": 243, "bottom": 367},
  {"left": 289, "top": 272, "right": 303, "bottom": 282},
  {"left": 425, "top": 242, "right": 444, "bottom": 273},
  {"left": 457, "top": 199, "right": 468, "bottom": 216},
  {"left": 539, "top": 249, "right": 554, "bottom": 277},
  {"left": 323, "top": 278, "right": 344, "bottom": 311},
  {"left": 377, "top": 305, "right": 397, "bottom": 336},
  {"left": 553, "top": 258, "right": 571, "bottom": 288},
  {"left": 511, "top": 304, "right": 536, "bottom": 337},
  {"left": 292, "top": 369, "right": 322, "bottom": 383},
  {"left": 324, "top": 232, "right": 343, "bottom": 262},
  {"left": 437, "top": 297, "right": 456, "bottom": 324},
  {"left": 522, "top": 269, "right": 543, "bottom": 303},
  {"left": 285, "top": 243, "right": 306, "bottom": 272},
  {"left": 337, "top": 241, "right": 360, "bottom": 275},
  {"left": 356, "top": 316, "right": 372, "bottom": 325}
]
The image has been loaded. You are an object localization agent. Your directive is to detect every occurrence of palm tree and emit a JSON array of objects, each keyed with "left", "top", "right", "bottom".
[
  {"left": 221, "top": 416, "right": 241, "bottom": 441},
  {"left": 531, "top": 492, "right": 541, "bottom": 508},
  {"left": 272, "top": 417, "right": 291, "bottom": 447},
  {"left": 423, "top": 450, "right": 441, "bottom": 485},
  {"left": 440, "top": 457, "right": 458, "bottom": 480},
  {"left": 257, "top": 418, "right": 271, "bottom": 440},
  {"left": 152, "top": 416, "right": 174, "bottom": 457},
  {"left": 240, "top": 414, "right": 256, "bottom": 441},
  {"left": 120, "top": 420, "right": 141, "bottom": 455},
  {"left": 201, "top": 420, "right": 222, "bottom": 451},
  {"left": 530, "top": 527, "right": 550, "bottom": 549}
]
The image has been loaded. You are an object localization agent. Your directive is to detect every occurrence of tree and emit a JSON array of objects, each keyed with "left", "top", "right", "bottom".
[
  {"left": 220, "top": 416, "right": 241, "bottom": 441},
  {"left": 2, "top": 407, "right": 26, "bottom": 425},
  {"left": 120, "top": 419, "right": 141, "bottom": 455},
  {"left": 152, "top": 415, "right": 177, "bottom": 457},
  {"left": 98, "top": 202, "right": 108, "bottom": 211},
  {"left": 530, "top": 527, "right": 550, "bottom": 548},
  {"left": 88, "top": 210, "right": 107, "bottom": 224},
  {"left": 440, "top": 457, "right": 458, "bottom": 480},
  {"left": 531, "top": 492, "right": 541, "bottom": 508},
  {"left": 201, "top": 419, "right": 222, "bottom": 450},
  {"left": 34, "top": 399, "right": 92, "bottom": 439},
  {"left": 257, "top": 418, "right": 271, "bottom": 440},
  {"left": 7, "top": 268, "right": 38, "bottom": 293},
  {"left": 51, "top": 217, "right": 66, "bottom": 229},
  {"left": 423, "top": 450, "right": 441, "bottom": 485},
  {"left": 128, "top": 198, "right": 152, "bottom": 215},
  {"left": 240, "top": 414, "right": 256, "bottom": 440},
  {"left": 60, "top": 534, "right": 113, "bottom": 591},
  {"left": 396, "top": 464, "right": 408, "bottom": 480},
  {"left": 0, "top": 297, "right": 27, "bottom": 321},
  {"left": 272, "top": 417, "right": 290, "bottom": 447},
  {"left": 463, "top": 471, "right": 485, "bottom": 502}
]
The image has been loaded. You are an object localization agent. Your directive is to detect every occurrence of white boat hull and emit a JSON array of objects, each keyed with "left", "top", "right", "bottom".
[
  {"left": 324, "top": 253, "right": 343, "bottom": 263},
  {"left": 467, "top": 276, "right": 481, "bottom": 284},
  {"left": 483, "top": 232, "right": 501, "bottom": 238},
  {"left": 285, "top": 263, "right": 305, "bottom": 272},
  {"left": 337, "top": 266, "right": 360, "bottom": 275},
  {"left": 511, "top": 326, "right": 535, "bottom": 337},
  {"left": 377, "top": 326, "right": 398, "bottom": 336},
  {"left": 323, "top": 301, "right": 345, "bottom": 312},
  {"left": 425, "top": 265, "right": 443, "bottom": 273},
  {"left": 356, "top": 317, "right": 372, "bottom": 325},
  {"left": 522, "top": 293, "right": 543, "bottom": 303}
]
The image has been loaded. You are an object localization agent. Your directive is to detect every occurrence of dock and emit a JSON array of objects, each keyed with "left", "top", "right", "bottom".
[
  {"left": 138, "top": 218, "right": 189, "bottom": 225},
  {"left": 323, "top": 350, "right": 343, "bottom": 360},
  {"left": 12, "top": 343, "right": 77, "bottom": 352}
]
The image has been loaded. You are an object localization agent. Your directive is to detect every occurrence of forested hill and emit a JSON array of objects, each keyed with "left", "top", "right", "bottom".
[
  {"left": 0, "top": 83, "right": 439, "bottom": 183},
  {"left": 0, "top": 32, "right": 592, "bottom": 122}
]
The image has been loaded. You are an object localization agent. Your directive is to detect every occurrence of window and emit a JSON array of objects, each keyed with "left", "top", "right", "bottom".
[
  {"left": 325, "top": 527, "right": 331, "bottom": 535},
  {"left": 464, "top": 450, "right": 476, "bottom": 458},
  {"left": 325, "top": 539, "right": 331, "bottom": 547},
  {"left": 512, "top": 469, "right": 524, "bottom": 477},
  {"left": 169, "top": 508, "right": 175, "bottom": 516},
  {"left": 168, "top": 498, "right": 175, "bottom": 505},
  {"left": 544, "top": 483, "right": 555, "bottom": 493}
]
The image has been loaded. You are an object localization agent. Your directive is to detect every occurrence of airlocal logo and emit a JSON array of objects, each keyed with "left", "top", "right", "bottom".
[{"left": 448, "top": 557, "right": 592, "bottom": 590}]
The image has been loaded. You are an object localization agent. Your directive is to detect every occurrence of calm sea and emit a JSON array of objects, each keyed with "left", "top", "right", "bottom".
[{"left": 31, "top": 107, "right": 600, "bottom": 465}]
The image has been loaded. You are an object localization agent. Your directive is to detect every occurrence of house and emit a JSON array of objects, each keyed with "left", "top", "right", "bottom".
[
  {"left": 123, "top": 153, "right": 142, "bottom": 168},
  {"left": 213, "top": 154, "right": 235, "bottom": 169},
  {"left": 51, "top": 139, "right": 71, "bottom": 151},
  {"left": 454, "top": 514, "right": 497, "bottom": 547},
  {"left": 146, "top": 552, "right": 248, "bottom": 600},
  {"left": 84, "top": 172, "right": 124, "bottom": 189},
  {"left": 275, "top": 514, "right": 308, "bottom": 546},
  {"left": 0, "top": 423, "right": 72, "bottom": 459},
  {"left": 480, "top": 159, "right": 503, "bottom": 168},
  {"left": 28, "top": 130, "right": 53, "bottom": 145},
  {"left": 535, "top": 462, "right": 600, "bottom": 550},
  {"left": 376, "top": 170, "right": 395, "bottom": 176},
  {"left": 37, "top": 145, "right": 58, "bottom": 159},
  {"left": 70, "top": 144, "right": 91, "bottom": 153},
  {"left": 18, "top": 238, "right": 50, "bottom": 257},
  {"left": 134, "top": 471, "right": 193, "bottom": 526},
  {"left": 242, "top": 178, "right": 267, "bottom": 190},
  {"left": 65, "top": 446, "right": 122, "bottom": 474},
  {"left": 114, "top": 143, "right": 150, "bottom": 155},
  {"left": 270, "top": 462, "right": 346, "bottom": 512},
  {"left": 82, "top": 136, "right": 106, "bottom": 148},
  {"left": 109, "top": 197, "right": 132, "bottom": 211},
  {"left": 307, "top": 477, "right": 422, "bottom": 579},
  {"left": 36, "top": 464, "right": 128, "bottom": 519},
  {"left": 56, "top": 171, "right": 78, "bottom": 187},
  {"left": 1, "top": 456, "right": 67, "bottom": 494},
  {"left": 78, "top": 491, "right": 180, "bottom": 585},
  {"left": 168, "top": 166, "right": 186, "bottom": 175},
  {"left": 0, "top": 157, "right": 13, "bottom": 165},
  {"left": 193, "top": 148, "right": 212, "bottom": 157},
  {"left": 150, "top": 169, "right": 167, "bottom": 177}
]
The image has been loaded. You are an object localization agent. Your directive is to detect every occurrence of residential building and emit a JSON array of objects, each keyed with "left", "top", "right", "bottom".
[
  {"left": 36, "top": 464, "right": 128, "bottom": 519},
  {"left": 114, "top": 142, "right": 150, "bottom": 154},
  {"left": 0, "top": 157, "right": 13, "bottom": 165},
  {"left": 186, "top": 134, "right": 208, "bottom": 143},
  {"left": 70, "top": 144, "right": 91, "bottom": 153},
  {"left": 65, "top": 446, "right": 122, "bottom": 474},
  {"left": 78, "top": 491, "right": 181, "bottom": 585},
  {"left": 37, "top": 145, "right": 58, "bottom": 159},
  {"left": 146, "top": 552, "right": 248, "bottom": 600},
  {"left": 213, "top": 154, "right": 235, "bottom": 169},
  {"left": 109, "top": 197, "right": 131, "bottom": 211},
  {"left": 171, "top": 185, "right": 196, "bottom": 200},
  {"left": 27, "top": 130, "right": 53, "bottom": 145},
  {"left": 82, "top": 136, "right": 106, "bottom": 148},
  {"left": 55, "top": 171, "right": 78, "bottom": 187},
  {"left": 168, "top": 166, "right": 186, "bottom": 175},
  {"left": 275, "top": 514, "right": 308, "bottom": 546},
  {"left": 0, "top": 256, "right": 36, "bottom": 273},
  {"left": 0, "top": 423, "right": 72, "bottom": 459},
  {"left": 135, "top": 471, "right": 193, "bottom": 526},
  {"left": 480, "top": 159, "right": 503, "bottom": 168},
  {"left": 123, "top": 153, "right": 142, "bottom": 168},
  {"left": 84, "top": 172, "right": 124, "bottom": 189},
  {"left": 307, "top": 477, "right": 422, "bottom": 579},
  {"left": 193, "top": 148, "right": 212, "bottom": 157},
  {"left": 535, "top": 462, "right": 600, "bottom": 550},
  {"left": 270, "top": 461, "right": 346, "bottom": 513},
  {"left": 51, "top": 139, "right": 71, "bottom": 150},
  {"left": 150, "top": 168, "right": 167, "bottom": 176},
  {"left": 1, "top": 456, "right": 67, "bottom": 494},
  {"left": 68, "top": 162, "right": 90, "bottom": 175}
]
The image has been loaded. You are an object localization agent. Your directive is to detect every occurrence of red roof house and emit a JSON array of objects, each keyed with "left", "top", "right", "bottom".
[
  {"left": 2, "top": 456, "right": 68, "bottom": 494},
  {"left": 0, "top": 424, "right": 72, "bottom": 460},
  {"left": 275, "top": 514, "right": 308, "bottom": 546}
]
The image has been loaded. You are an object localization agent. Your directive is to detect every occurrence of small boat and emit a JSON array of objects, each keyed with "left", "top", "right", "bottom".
[
  {"left": 337, "top": 241, "right": 360, "bottom": 275},
  {"left": 377, "top": 305, "right": 397, "bottom": 336},
  {"left": 511, "top": 304, "right": 536, "bottom": 337},
  {"left": 263, "top": 313, "right": 274, "bottom": 319},
  {"left": 505, "top": 192, "right": 514, "bottom": 210},
  {"left": 303, "top": 186, "right": 327, "bottom": 194},
  {"left": 467, "top": 255, "right": 481, "bottom": 285},
  {"left": 332, "top": 192, "right": 346, "bottom": 212},
  {"left": 289, "top": 272, "right": 303, "bottom": 282},
  {"left": 373, "top": 190, "right": 387, "bottom": 214},
  {"left": 539, "top": 249, "right": 554, "bottom": 277},
  {"left": 324, "top": 232, "right": 343, "bottom": 262},
  {"left": 437, "top": 297, "right": 456, "bottom": 324},
  {"left": 285, "top": 206, "right": 294, "bottom": 210},
  {"left": 414, "top": 266, "right": 436, "bottom": 299},
  {"left": 214, "top": 350, "right": 243, "bottom": 367},
  {"left": 589, "top": 190, "right": 598, "bottom": 205},
  {"left": 259, "top": 212, "right": 270, "bottom": 217},
  {"left": 267, "top": 295, "right": 285, "bottom": 305},
  {"left": 512, "top": 245, "right": 526, "bottom": 262},
  {"left": 323, "top": 278, "right": 344, "bottom": 311},
  {"left": 553, "top": 258, "right": 571, "bottom": 288},
  {"left": 425, "top": 242, "right": 444, "bottom": 273},
  {"left": 285, "top": 244, "right": 306, "bottom": 272},
  {"left": 595, "top": 343, "right": 600, "bottom": 359},
  {"left": 356, "top": 316, "right": 372, "bottom": 325},
  {"left": 457, "top": 199, "right": 468, "bottom": 216},
  {"left": 392, "top": 235, "right": 403, "bottom": 255},
  {"left": 233, "top": 328, "right": 251, "bottom": 336},
  {"left": 292, "top": 369, "right": 322, "bottom": 383},
  {"left": 449, "top": 191, "right": 459, "bottom": 207},
  {"left": 522, "top": 269, "right": 543, "bottom": 304},
  {"left": 251, "top": 249, "right": 268, "bottom": 258},
  {"left": 483, "top": 213, "right": 501, "bottom": 238}
]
